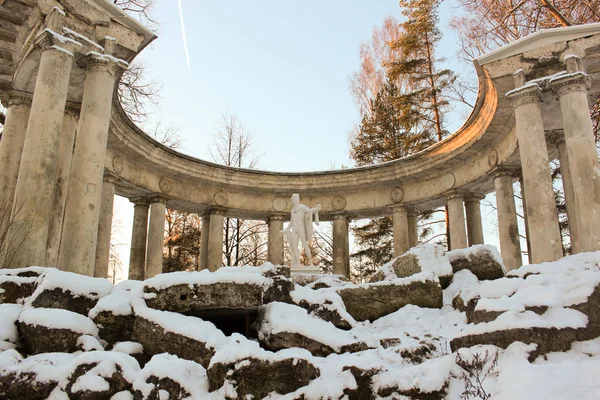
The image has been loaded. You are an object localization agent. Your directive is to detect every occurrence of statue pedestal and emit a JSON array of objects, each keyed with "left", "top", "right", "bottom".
[{"left": 290, "top": 266, "right": 322, "bottom": 275}]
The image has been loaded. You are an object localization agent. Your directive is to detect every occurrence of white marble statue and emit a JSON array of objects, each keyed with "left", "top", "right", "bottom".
[{"left": 280, "top": 193, "right": 321, "bottom": 267}]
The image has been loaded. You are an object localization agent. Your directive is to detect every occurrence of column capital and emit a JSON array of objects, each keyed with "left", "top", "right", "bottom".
[
  {"left": 34, "top": 28, "right": 82, "bottom": 56},
  {"left": 389, "top": 204, "right": 409, "bottom": 214},
  {"left": 489, "top": 166, "right": 519, "bottom": 179},
  {"left": 267, "top": 213, "right": 286, "bottom": 223},
  {"left": 103, "top": 170, "right": 119, "bottom": 185},
  {"left": 332, "top": 212, "right": 347, "bottom": 221},
  {"left": 78, "top": 52, "right": 129, "bottom": 77},
  {"left": 548, "top": 129, "right": 565, "bottom": 146},
  {"left": 130, "top": 196, "right": 151, "bottom": 207},
  {"left": 207, "top": 207, "right": 227, "bottom": 216},
  {"left": 445, "top": 190, "right": 466, "bottom": 201},
  {"left": 505, "top": 83, "right": 542, "bottom": 107},
  {"left": 549, "top": 71, "right": 591, "bottom": 96},
  {"left": 3, "top": 90, "right": 32, "bottom": 107},
  {"left": 147, "top": 194, "right": 170, "bottom": 205},
  {"left": 464, "top": 193, "right": 486, "bottom": 203}
]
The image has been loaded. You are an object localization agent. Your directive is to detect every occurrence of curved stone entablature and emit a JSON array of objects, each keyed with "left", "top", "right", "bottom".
[{"left": 1, "top": 0, "right": 600, "bottom": 276}]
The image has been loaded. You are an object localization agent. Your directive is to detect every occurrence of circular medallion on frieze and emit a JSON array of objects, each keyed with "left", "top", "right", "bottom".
[
  {"left": 213, "top": 191, "right": 228, "bottom": 206},
  {"left": 442, "top": 173, "right": 456, "bottom": 190},
  {"left": 112, "top": 156, "right": 124, "bottom": 175},
  {"left": 390, "top": 187, "right": 404, "bottom": 203},
  {"left": 159, "top": 177, "right": 173, "bottom": 194},
  {"left": 272, "top": 197, "right": 287, "bottom": 212},
  {"left": 332, "top": 196, "right": 347, "bottom": 211},
  {"left": 488, "top": 150, "right": 498, "bottom": 168}
]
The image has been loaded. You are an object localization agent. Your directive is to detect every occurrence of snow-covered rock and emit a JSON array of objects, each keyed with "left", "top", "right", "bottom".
[
  {"left": 448, "top": 244, "right": 506, "bottom": 280},
  {"left": 371, "top": 244, "right": 453, "bottom": 287},
  {"left": 28, "top": 269, "right": 113, "bottom": 316},
  {"left": 291, "top": 283, "right": 356, "bottom": 330},
  {"left": 19, "top": 307, "right": 99, "bottom": 354},
  {"left": 0, "top": 274, "right": 38, "bottom": 304},
  {"left": 337, "top": 272, "right": 443, "bottom": 321}
]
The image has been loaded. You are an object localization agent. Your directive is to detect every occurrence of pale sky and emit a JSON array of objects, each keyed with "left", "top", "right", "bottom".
[{"left": 112, "top": 0, "right": 514, "bottom": 278}]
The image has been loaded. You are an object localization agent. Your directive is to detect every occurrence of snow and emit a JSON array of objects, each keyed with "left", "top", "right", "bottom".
[
  {"left": 28, "top": 268, "right": 113, "bottom": 305},
  {"left": 376, "top": 244, "right": 452, "bottom": 281},
  {"left": 456, "top": 307, "right": 588, "bottom": 337},
  {"left": 141, "top": 266, "right": 274, "bottom": 292},
  {"left": 51, "top": 45, "right": 74, "bottom": 57},
  {"left": 132, "top": 298, "right": 227, "bottom": 349},
  {"left": 505, "top": 81, "right": 541, "bottom": 97},
  {"left": 89, "top": 281, "right": 142, "bottom": 319},
  {"left": 0, "top": 304, "right": 21, "bottom": 343},
  {"left": 77, "top": 335, "right": 104, "bottom": 351},
  {"left": 19, "top": 307, "right": 99, "bottom": 336},
  {"left": 258, "top": 302, "right": 363, "bottom": 350},
  {"left": 443, "top": 269, "right": 479, "bottom": 305},
  {"left": 85, "top": 51, "right": 130, "bottom": 67},
  {"left": 43, "top": 28, "right": 82, "bottom": 47},
  {"left": 67, "top": 352, "right": 140, "bottom": 394},
  {"left": 62, "top": 27, "right": 104, "bottom": 50},
  {"left": 112, "top": 341, "right": 144, "bottom": 355},
  {"left": 290, "top": 284, "right": 356, "bottom": 327},
  {"left": 0, "top": 266, "right": 47, "bottom": 276},
  {"left": 133, "top": 354, "right": 210, "bottom": 399}
]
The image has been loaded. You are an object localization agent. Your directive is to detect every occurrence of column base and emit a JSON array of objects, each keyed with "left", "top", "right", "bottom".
[{"left": 290, "top": 266, "right": 322, "bottom": 275}]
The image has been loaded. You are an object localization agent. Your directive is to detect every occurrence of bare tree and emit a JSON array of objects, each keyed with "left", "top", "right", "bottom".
[
  {"left": 210, "top": 113, "right": 266, "bottom": 267},
  {"left": 108, "top": 214, "right": 126, "bottom": 283}
]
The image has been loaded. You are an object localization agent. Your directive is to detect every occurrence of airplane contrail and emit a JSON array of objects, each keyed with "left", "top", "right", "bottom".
[{"left": 178, "top": 0, "right": 191, "bottom": 70}]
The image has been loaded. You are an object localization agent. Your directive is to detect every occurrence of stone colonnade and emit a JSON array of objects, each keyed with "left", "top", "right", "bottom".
[{"left": 1, "top": 13, "right": 600, "bottom": 280}]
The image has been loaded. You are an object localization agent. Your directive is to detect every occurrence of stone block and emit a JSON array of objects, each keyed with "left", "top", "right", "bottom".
[
  {"left": 448, "top": 245, "right": 506, "bottom": 281},
  {"left": 337, "top": 276, "right": 443, "bottom": 322}
]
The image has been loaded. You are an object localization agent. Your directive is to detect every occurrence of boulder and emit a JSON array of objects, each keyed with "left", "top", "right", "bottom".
[
  {"left": 133, "top": 354, "right": 210, "bottom": 399},
  {"left": 337, "top": 274, "right": 443, "bottom": 321},
  {"left": 447, "top": 245, "right": 506, "bottom": 281},
  {"left": 89, "top": 281, "right": 140, "bottom": 346},
  {"left": 370, "top": 244, "right": 453, "bottom": 288},
  {"left": 0, "top": 350, "right": 74, "bottom": 400},
  {"left": 64, "top": 352, "right": 140, "bottom": 400},
  {"left": 131, "top": 302, "right": 226, "bottom": 368},
  {"left": 290, "top": 284, "right": 356, "bottom": 330},
  {"left": 112, "top": 341, "right": 149, "bottom": 367},
  {"left": 28, "top": 269, "right": 113, "bottom": 316},
  {"left": 19, "top": 308, "right": 99, "bottom": 354},
  {"left": 257, "top": 302, "right": 368, "bottom": 357},
  {"left": 342, "top": 366, "right": 378, "bottom": 400},
  {"left": 0, "top": 275, "right": 37, "bottom": 304},
  {"left": 208, "top": 355, "right": 319, "bottom": 399}
]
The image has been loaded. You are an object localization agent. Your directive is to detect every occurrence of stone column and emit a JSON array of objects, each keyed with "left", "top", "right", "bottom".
[
  {"left": 128, "top": 198, "right": 149, "bottom": 281},
  {"left": 46, "top": 106, "right": 79, "bottom": 267},
  {"left": 392, "top": 205, "right": 410, "bottom": 257},
  {"left": 550, "top": 57, "right": 600, "bottom": 253},
  {"left": 550, "top": 130, "right": 580, "bottom": 253},
  {"left": 506, "top": 70, "right": 562, "bottom": 263},
  {"left": 4, "top": 23, "right": 80, "bottom": 269},
  {"left": 447, "top": 191, "right": 467, "bottom": 250},
  {"left": 464, "top": 194, "right": 485, "bottom": 247},
  {"left": 94, "top": 172, "right": 117, "bottom": 278},
  {"left": 332, "top": 214, "right": 349, "bottom": 276},
  {"left": 0, "top": 93, "right": 31, "bottom": 219},
  {"left": 492, "top": 167, "right": 522, "bottom": 271},
  {"left": 267, "top": 214, "right": 284, "bottom": 265},
  {"left": 198, "top": 212, "right": 210, "bottom": 270},
  {"left": 59, "top": 43, "right": 127, "bottom": 276},
  {"left": 207, "top": 209, "right": 225, "bottom": 272},
  {"left": 408, "top": 209, "right": 419, "bottom": 248},
  {"left": 145, "top": 196, "right": 168, "bottom": 279},
  {"left": 519, "top": 175, "right": 533, "bottom": 264}
]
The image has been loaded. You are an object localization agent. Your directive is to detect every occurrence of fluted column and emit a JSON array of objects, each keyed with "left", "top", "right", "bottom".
[
  {"left": 145, "top": 195, "right": 168, "bottom": 278},
  {"left": 267, "top": 214, "right": 284, "bottom": 265},
  {"left": 128, "top": 198, "right": 149, "bottom": 281},
  {"left": 0, "top": 93, "right": 31, "bottom": 222},
  {"left": 332, "top": 213, "right": 349, "bottom": 276},
  {"left": 207, "top": 208, "right": 225, "bottom": 271},
  {"left": 506, "top": 70, "right": 562, "bottom": 263},
  {"left": 199, "top": 212, "right": 210, "bottom": 270},
  {"left": 465, "top": 194, "right": 485, "bottom": 247},
  {"left": 407, "top": 209, "right": 419, "bottom": 249},
  {"left": 4, "top": 19, "right": 80, "bottom": 269},
  {"left": 46, "top": 106, "right": 79, "bottom": 267},
  {"left": 492, "top": 167, "right": 522, "bottom": 271},
  {"left": 447, "top": 191, "right": 467, "bottom": 250},
  {"left": 550, "top": 130, "right": 580, "bottom": 253},
  {"left": 59, "top": 41, "right": 127, "bottom": 276},
  {"left": 94, "top": 172, "right": 117, "bottom": 278},
  {"left": 392, "top": 205, "right": 410, "bottom": 257},
  {"left": 550, "top": 56, "right": 600, "bottom": 253}
]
